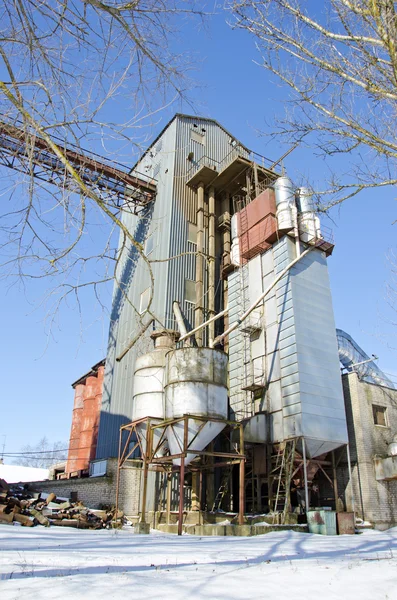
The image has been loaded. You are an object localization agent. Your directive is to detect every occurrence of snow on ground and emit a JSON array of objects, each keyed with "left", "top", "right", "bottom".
[
  {"left": 0, "top": 525, "right": 396, "bottom": 600},
  {"left": 0, "top": 464, "right": 49, "bottom": 483}
]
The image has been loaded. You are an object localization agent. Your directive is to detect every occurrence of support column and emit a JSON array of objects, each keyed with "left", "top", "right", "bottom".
[
  {"left": 332, "top": 450, "right": 339, "bottom": 511},
  {"left": 302, "top": 438, "right": 309, "bottom": 514},
  {"left": 346, "top": 444, "right": 356, "bottom": 514},
  {"left": 208, "top": 186, "right": 216, "bottom": 344},
  {"left": 220, "top": 193, "right": 231, "bottom": 352},
  {"left": 195, "top": 182, "right": 205, "bottom": 346},
  {"left": 140, "top": 426, "right": 151, "bottom": 524},
  {"left": 239, "top": 424, "right": 245, "bottom": 525}
]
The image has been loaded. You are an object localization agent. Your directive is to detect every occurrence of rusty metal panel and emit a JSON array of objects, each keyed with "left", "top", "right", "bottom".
[{"left": 337, "top": 512, "right": 355, "bottom": 535}]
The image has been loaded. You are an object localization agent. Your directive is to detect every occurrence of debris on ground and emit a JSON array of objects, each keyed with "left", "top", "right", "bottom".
[{"left": 0, "top": 479, "right": 123, "bottom": 529}]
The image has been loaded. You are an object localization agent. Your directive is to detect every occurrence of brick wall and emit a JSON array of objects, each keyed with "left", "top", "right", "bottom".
[
  {"left": 26, "top": 459, "right": 142, "bottom": 516},
  {"left": 342, "top": 372, "right": 397, "bottom": 529}
]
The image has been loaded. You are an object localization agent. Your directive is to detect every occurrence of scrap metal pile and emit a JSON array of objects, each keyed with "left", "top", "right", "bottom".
[{"left": 0, "top": 479, "right": 123, "bottom": 529}]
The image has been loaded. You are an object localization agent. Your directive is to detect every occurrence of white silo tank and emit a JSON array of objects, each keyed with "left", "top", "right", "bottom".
[
  {"left": 274, "top": 177, "right": 295, "bottom": 232},
  {"left": 164, "top": 347, "right": 228, "bottom": 466},
  {"left": 297, "top": 187, "right": 321, "bottom": 242},
  {"left": 132, "top": 331, "right": 178, "bottom": 457}
]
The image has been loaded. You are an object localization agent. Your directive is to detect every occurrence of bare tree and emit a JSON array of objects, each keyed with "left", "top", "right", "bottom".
[
  {"left": 13, "top": 437, "right": 66, "bottom": 468},
  {"left": 227, "top": 0, "right": 397, "bottom": 212},
  {"left": 0, "top": 1, "right": 207, "bottom": 350}
]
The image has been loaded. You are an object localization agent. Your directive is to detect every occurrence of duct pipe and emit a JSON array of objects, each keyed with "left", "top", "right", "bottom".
[
  {"left": 179, "top": 309, "right": 228, "bottom": 345},
  {"left": 292, "top": 203, "right": 301, "bottom": 258},
  {"left": 195, "top": 182, "right": 205, "bottom": 346},
  {"left": 208, "top": 186, "right": 216, "bottom": 345},
  {"left": 213, "top": 246, "right": 314, "bottom": 345},
  {"left": 172, "top": 301, "right": 190, "bottom": 345},
  {"left": 221, "top": 194, "right": 231, "bottom": 352}
]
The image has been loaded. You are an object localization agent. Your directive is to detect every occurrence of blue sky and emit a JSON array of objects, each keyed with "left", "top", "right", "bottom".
[{"left": 1, "top": 7, "right": 396, "bottom": 460}]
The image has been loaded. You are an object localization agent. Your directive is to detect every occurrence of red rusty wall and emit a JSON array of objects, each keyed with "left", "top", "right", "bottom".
[
  {"left": 237, "top": 189, "right": 278, "bottom": 262},
  {"left": 66, "top": 384, "right": 85, "bottom": 473},
  {"left": 66, "top": 365, "right": 104, "bottom": 474}
]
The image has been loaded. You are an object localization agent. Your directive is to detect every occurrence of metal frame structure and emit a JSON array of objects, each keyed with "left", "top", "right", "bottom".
[
  {"left": 0, "top": 120, "right": 156, "bottom": 209},
  {"left": 265, "top": 438, "right": 355, "bottom": 522},
  {"left": 115, "top": 414, "right": 246, "bottom": 535}
]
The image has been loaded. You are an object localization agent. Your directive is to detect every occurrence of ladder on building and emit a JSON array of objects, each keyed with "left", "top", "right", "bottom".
[
  {"left": 270, "top": 439, "right": 297, "bottom": 523},
  {"left": 212, "top": 464, "right": 234, "bottom": 511}
]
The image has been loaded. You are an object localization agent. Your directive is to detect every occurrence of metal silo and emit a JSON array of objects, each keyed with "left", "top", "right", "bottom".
[
  {"left": 164, "top": 347, "right": 228, "bottom": 466},
  {"left": 274, "top": 176, "right": 295, "bottom": 232},
  {"left": 132, "top": 330, "right": 178, "bottom": 457}
]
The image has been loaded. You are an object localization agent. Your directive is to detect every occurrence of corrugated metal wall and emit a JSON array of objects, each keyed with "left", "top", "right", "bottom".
[
  {"left": 97, "top": 115, "right": 238, "bottom": 458},
  {"left": 228, "top": 236, "right": 348, "bottom": 456},
  {"left": 96, "top": 120, "right": 178, "bottom": 458}
]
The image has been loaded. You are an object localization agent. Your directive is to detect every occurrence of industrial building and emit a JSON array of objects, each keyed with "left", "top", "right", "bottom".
[{"left": 56, "top": 114, "right": 397, "bottom": 532}]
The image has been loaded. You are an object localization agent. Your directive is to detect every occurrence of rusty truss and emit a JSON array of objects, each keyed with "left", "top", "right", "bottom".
[
  {"left": 115, "top": 415, "right": 246, "bottom": 535},
  {"left": 0, "top": 120, "right": 156, "bottom": 210}
]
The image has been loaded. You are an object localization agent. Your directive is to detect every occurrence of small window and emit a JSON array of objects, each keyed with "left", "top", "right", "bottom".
[
  {"left": 139, "top": 288, "right": 151, "bottom": 314},
  {"left": 191, "top": 129, "right": 205, "bottom": 145},
  {"left": 188, "top": 222, "right": 197, "bottom": 244},
  {"left": 372, "top": 405, "right": 387, "bottom": 427},
  {"left": 184, "top": 279, "right": 196, "bottom": 303},
  {"left": 145, "top": 235, "right": 154, "bottom": 255}
]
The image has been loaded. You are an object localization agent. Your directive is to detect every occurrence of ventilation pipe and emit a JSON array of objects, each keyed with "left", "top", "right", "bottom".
[
  {"left": 208, "top": 185, "right": 216, "bottom": 345},
  {"left": 336, "top": 329, "right": 395, "bottom": 389},
  {"left": 195, "top": 182, "right": 205, "bottom": 346}
]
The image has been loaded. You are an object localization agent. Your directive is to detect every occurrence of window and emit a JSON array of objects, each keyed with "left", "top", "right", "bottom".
[
  {"left": 139, "top": 287, "right": 151, "bottom": 314},
  {"left": 373, "top": 405, "right": 387, "bottom": 427},
  {"left": 184, "top": 279, "right": 196, "bottom": 303},
  {"left": 187, "top": 222, "right": 197, "bottom": 243},
  {"left": 90, "top": 460, "right": 107, "bottom": 477}
]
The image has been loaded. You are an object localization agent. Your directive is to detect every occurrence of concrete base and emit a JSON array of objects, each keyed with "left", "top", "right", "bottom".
[
  {"left": 134, "top": 522, "right": 150, "bottom": 534},
  {"left": 155, "top": 523, "right": 308, "bottom": 536}
]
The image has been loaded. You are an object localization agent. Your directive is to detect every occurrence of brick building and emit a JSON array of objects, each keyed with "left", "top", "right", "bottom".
[{"left": 341, "top": 372, "right": 397, "bottom": 530}]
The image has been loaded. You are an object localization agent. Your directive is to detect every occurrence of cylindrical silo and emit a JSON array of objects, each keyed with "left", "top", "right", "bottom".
[
  {"left": 297, "top": 187, "right": 321, "bottom": 242},
  {"left": 66, "top": 383, "right": 85, "bottom": 473},
  {"left": 164, "top": 347, "right": 228, "bottom": 466},
  {"left": 274, "top": 177, "right": 295, "bottom": 232},
  {"left": 132, "top": 330, "right": 178, "bottom": 457}
]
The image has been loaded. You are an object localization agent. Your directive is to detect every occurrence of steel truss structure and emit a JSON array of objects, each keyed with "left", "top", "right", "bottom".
[
  {"left": 116, "top": 415, "right": 246, "bottom": 535},
  {"left": 0, "top": 120, "right": 156, "bottom": 210}
]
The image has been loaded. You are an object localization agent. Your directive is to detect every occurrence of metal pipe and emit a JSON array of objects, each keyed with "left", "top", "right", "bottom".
[
  {"left": 292, "top": 204, "right": 301, "bottom": 258},
  {"left": 346, "top": 444, "right": 356, "bottom": 514},
  {"left": 214, "top": 246, "right": 314, "bottom": 345},
  {"left": 172, "top": 301, "right": 189, "bottom": 343},
  {"left": 195, "top": 183, "right": 205, "bottom": 346},
  {"left": 179, "top": 308, "right": 228, "bottom": 343},
  {"left": 302, "top": 438, "right": 310, "bottom": 513},
  {"left": 208, "top": 186, "right": 216, "bottom": 345}
]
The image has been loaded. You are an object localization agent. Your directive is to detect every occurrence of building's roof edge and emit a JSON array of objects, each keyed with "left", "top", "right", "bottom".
[
  {"left": 71, "top": 358, "right": 106, "bottom": 388},
  {"left": 130, "top": 113, "right": 250, "bottom": 172}
]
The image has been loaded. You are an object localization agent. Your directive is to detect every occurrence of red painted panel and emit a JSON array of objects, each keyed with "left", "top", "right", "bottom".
[{"left": 66, "top": 365, "right": 104, "bottom": 474}]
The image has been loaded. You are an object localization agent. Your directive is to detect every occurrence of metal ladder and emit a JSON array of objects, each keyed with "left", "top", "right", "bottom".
[
  {"left": 212, "top": 464, "right": 234, "bottom": 511},
  {"left": 271, "top": 439, "right": 297, "bottom": 523}
]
